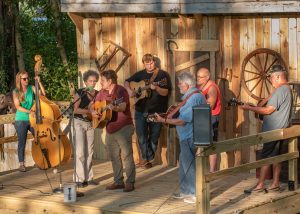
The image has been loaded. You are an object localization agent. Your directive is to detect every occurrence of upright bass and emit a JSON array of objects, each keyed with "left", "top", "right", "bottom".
[{"left": 30, "top": 55, "right": 72, "bottom": 169}]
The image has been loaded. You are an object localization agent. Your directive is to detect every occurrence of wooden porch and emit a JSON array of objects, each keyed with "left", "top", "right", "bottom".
[{"left": 0, "top": 160, "right": 300, "bottom": 214}]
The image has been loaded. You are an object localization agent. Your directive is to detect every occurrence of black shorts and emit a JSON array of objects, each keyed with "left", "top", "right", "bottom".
[
  {"left": 261, "top": 140, "right": 284, "bottom": 159},
  {"left": 212, "top": 115, "right": 220, "bottom": 142}
]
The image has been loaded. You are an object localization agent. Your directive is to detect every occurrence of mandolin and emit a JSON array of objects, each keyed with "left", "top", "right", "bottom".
[
  {"left": 228, "top": 98, "right": 266, "bottom": 120},
  {"left": 147, "top": 105, "right": 179, "bottom": 128},
  {"left": 129, "top": 78, "right": 167, "bottom": 104},
  {"left": 147, "top": 91, "right": 199, "bottom": 126},
  {"left": 92, "top": 97, "right": 123, "bottom": 129}
]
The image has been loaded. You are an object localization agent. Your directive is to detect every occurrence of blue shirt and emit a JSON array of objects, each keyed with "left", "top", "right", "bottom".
[{"left": 176, "top": 87, "right": 206, "bottom": 141}]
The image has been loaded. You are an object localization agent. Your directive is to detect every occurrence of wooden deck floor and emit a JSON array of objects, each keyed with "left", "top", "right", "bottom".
[{"left": 0, "top": 160, "right": 300, "bottom": 214}]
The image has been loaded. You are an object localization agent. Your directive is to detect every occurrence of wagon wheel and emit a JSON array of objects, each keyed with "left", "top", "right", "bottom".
[{"left": 241, "top": 48, "right": 288, "bottom": 101}]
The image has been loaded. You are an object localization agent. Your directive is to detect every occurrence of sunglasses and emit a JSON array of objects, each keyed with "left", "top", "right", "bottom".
[{"left": 21, "top": 77, "right": 29, "bottom": 81}]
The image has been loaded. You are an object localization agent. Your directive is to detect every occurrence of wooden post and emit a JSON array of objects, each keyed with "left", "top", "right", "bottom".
[
  {"left": 288, "top": 137, "right": 298, "bottom": 190},
  {"left": 196, "top": 147, "right": 210, "bottom": 214}
]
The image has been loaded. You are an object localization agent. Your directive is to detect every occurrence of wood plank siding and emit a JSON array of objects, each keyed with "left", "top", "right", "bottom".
[
  {"left": 72, "top": 14, "right": 300, "bottom": 166},
  {"left": 61, "top": 0, "right": 300, "bottom": 14}
]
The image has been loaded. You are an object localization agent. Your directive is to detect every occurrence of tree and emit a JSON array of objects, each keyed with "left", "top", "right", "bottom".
[
  {"left": 0, "top": 0, "right": 78, "bottom": 99},
  {"left": 13, "top": 0, "right": 26, "bottom": 71}
]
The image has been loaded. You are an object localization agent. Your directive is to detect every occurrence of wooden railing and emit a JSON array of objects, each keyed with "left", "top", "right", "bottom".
[
  {"left": 196, "top": 125, "right": 300, "bottom": 214},
  {"left": 0, "top": 101, "right": 70, "bottom": 145}
]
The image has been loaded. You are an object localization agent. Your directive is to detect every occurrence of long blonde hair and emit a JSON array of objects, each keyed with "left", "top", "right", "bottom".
[{"left": 15, "top": 70, "right": 29, "bottom": 102}]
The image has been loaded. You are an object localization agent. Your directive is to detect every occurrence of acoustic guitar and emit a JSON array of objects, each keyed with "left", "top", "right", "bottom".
[
  {"left": 129, "top": 78, "right": 167, "bottom": 104},
  {"left": 228, "top": 98, "right": 266, "bottom": 120},
  {"left": 92, "top": 97, "right": 123, "bottom": 129}
]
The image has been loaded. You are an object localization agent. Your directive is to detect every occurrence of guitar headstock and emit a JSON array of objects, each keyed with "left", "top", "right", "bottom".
[
  {"left": 34, "top": 55, "right": 43, "bottom": 77},
  {"left": 113, "top": 97, "right": 124, "bottom": 105},
  {"left": 228, "top": 98, "right": 244, "bottom": 106}
]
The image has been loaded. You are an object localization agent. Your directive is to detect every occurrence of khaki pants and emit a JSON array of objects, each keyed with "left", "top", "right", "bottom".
[
  {"left": 73, "top": 118, "right": 95, "bottom": 182},
  {"left": 105, "top": 125, "right": 136, "bottom": 184}
]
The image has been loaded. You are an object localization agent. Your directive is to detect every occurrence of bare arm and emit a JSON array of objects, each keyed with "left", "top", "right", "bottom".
[
  {"left": 240, "top": 104, "right": 275, "bottom": 115},
  {"left": 206, "top": 86, "right": 218, "bottom": 109},
  {"left": 154, "top": 113, "right": 186, "bottom": 126},
  {"left": 124, "top": 81, "right": 135, "bottom": 98},
  {"left": 32, "top": 76, "right": 46, "bottom": 96},
  {"left": 151, "top": 84, "right": 169, "bottom": 96},
  {"left": 13, "top": 91, "right": 31, "bottom": 114}
]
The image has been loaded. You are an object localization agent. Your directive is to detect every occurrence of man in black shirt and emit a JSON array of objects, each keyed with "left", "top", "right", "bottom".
[{"left": 125, "top": 54, "right": 172, "bottom": 168}]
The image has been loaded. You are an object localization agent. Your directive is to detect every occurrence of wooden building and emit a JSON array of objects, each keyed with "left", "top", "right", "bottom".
[{"left": 61, "top": 0, "right": 300, "bottom": 167}]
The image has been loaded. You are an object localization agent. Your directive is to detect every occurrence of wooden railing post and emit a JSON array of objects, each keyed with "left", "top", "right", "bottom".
[
  {"left": 288, "top": 137, "right": 298, "bottom": 190},
  {"left": 196, "top": 147, "right": 210, "bottom": 214}
]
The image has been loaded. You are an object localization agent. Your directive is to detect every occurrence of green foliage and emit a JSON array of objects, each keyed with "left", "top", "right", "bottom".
[
  {"left": 40, "top": 63, "right": 78, "bottom": 101},
  {"left": 18, "top": 1, "right": 78, "bottom": 100}
]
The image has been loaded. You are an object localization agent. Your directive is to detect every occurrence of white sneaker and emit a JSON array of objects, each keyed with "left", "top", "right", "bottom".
[
  {"left": 183, "top": 196, "right": 196, "bottom": 204},
  {"left": 172, "top": 192, "right": 189, "bottom": 199}
]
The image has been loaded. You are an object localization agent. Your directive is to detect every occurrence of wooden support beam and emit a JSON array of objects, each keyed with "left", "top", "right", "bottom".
[
  {"left": 288, "top": 137, "right": 298, "bottom": 190},
  {"left": 206, "top": 152, "right": 299, "bottom": 182},
  {"left": 0, "top": 134, "right": 33, "bottom": 145},
  {"left": 196, "top": 148, "right": 210, "bottom": 214},
  {"left": 68, "top": 13, "right": 84, "bottom": 34},
  {"left": 175, "top": 54, "right": 209, "bottom": 72},
  {"left": 166, "top": 39, "right": 219, "bottom": 52}
]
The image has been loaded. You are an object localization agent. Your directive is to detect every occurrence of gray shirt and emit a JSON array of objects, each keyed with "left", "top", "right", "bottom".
[{"left": 262, "top": 85, "right": 292, "bottom": 132}]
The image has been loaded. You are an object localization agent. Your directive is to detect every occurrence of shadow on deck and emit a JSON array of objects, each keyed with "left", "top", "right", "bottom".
[{"left": 0, "top": 160, "right": 299, "bottom": 214}]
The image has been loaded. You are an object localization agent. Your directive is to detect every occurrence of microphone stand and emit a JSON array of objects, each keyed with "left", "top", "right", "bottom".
[{"left": 53, "top": 91, "right": 88, "bottom": 196}]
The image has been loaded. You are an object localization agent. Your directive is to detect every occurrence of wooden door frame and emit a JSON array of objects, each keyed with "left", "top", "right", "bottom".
[{"left": 166, "top": 39, "right": 219, "bottom": 165}]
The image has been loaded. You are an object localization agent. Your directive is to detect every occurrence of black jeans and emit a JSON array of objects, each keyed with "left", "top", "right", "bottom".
[{"left": 135, "top": 111, "right": 162, "bottom": 161}]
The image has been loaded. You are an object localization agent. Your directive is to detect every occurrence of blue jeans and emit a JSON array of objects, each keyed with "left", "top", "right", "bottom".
[
  {"left": 179, "top": 138, "right": 196, "bottom": 195},
  {"left": 14, "top": 120, "right": 34, "bottom": 163},
  {"left": 135, "top": 111, "right": 162, "bottom": 161}
]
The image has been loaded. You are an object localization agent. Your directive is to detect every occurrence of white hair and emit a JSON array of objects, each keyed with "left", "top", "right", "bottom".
[{"left": 177, "top": 71, "right": 196, "bottom": 88}]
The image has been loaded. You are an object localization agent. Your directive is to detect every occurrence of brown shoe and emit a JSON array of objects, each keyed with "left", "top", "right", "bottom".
[
  {"left": 135, "top": 160, "right": 147, "bottom": 167},
  {"left": 123, "top": 183, "right": 135, "bottom": 192},
  {"left": 106, "top": 182, "right": 125, "bottom": 190},
  {"left": 142, "top": 162, "right": 152, "bottom": 169},
  {"left": 19, "top": 165, "right": 26, "bottom": 172}
]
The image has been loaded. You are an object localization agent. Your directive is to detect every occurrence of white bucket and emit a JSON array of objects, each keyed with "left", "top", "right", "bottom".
[{"left": 64, "top": 183, "right": 77, "bottom": 203}]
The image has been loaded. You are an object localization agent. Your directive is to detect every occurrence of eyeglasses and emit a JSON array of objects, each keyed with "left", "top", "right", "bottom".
[
  {"left": 21, "top": 77, "right": 29, "bottom": 81},
  {"left": 144, "top": 61, "right": 154, "bottom": 66},
  {"left": 197, "top": 76, "right": 208, "bottom": 79}
]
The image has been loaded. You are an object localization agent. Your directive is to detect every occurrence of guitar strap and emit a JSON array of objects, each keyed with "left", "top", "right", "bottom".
[
  {"left": 149, "top": 68, "right": 159, "bottom": 84},
  {"left": 167, "top": 91, "right": 199, "bottom": 118}
]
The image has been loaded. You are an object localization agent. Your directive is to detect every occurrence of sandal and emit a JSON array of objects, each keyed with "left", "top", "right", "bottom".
[
  {"left": 244, "top": 186, "right": 267, "bottom": 194},
  {"left": 267, "top": 186, "right": 280, "bottom": 192}
]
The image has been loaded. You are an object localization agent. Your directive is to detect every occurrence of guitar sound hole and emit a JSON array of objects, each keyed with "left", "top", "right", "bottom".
[{"left": 136, "top": 92, "right": 141, "bottom": 97}]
